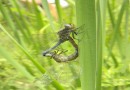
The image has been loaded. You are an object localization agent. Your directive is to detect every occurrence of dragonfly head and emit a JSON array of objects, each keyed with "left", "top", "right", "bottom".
[{"left": 64, "top": 24, "right": 74, "bottom": 30}]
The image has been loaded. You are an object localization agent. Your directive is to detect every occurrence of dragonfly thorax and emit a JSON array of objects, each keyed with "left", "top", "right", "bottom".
[{"left": 57, "top": 28, "right": 72, "bottom": 42}]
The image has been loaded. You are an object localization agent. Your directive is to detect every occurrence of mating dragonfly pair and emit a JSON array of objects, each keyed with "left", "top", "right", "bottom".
[{"left": 43, "top": 24, "right": 80, "bottom": 63}]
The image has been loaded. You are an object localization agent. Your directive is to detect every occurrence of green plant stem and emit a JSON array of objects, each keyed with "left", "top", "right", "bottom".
[{"left": 76, "top": 0, "right": 96, "bottom": 90}]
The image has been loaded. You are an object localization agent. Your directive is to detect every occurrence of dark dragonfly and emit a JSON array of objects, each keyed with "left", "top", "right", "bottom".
[
  {"left": 43, "top": 24, "right": 78, "bottom": 56},
  {"left": 45, "top": 36, "right": 78, "bottom": 62},
  {"left": 43, "top": 24, "right": 80, "bottom": 62}
]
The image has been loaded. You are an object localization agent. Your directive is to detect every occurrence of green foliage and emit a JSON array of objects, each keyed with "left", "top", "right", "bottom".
[
  {"left": 76, "top": 0, "right": 96, "bottom": 90},
  {"left": 0, "top": 0, "right": 77, "bottom": 90},
  {"left": 0, "top": 0, "right": 130, "bottom": 90}
]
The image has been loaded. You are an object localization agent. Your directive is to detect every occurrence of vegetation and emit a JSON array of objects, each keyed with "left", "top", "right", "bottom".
[{"left": 0, "top": 0, "right": 130, "bottom": 90}]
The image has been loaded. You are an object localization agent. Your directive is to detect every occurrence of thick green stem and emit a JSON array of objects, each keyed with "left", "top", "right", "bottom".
[{"left": 76, "top": 0, "right": 96, "bottom": 90}]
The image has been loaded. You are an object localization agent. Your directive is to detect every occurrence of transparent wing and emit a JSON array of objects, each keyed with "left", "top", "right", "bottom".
[
  {"left": 32, "top": 32, "right": 58, "bottom": 48},
  {"left": 18, "top": 29, "right": 63, "bottom": 56},
  {"left": 31, "top": 32, "right": 60, "bottom": 54},
  {"left": 74, "top": 24, "right": 96, "bottom": 43}
]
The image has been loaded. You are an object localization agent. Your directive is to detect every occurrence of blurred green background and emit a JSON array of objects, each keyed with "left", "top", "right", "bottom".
[{"left": 0, "top": 0, "right": 130, "bottom": 90}]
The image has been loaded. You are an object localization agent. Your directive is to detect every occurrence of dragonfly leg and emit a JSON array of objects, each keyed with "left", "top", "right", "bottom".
[{"left": 58, "top": 49, "right": 68, "bottom": 55}]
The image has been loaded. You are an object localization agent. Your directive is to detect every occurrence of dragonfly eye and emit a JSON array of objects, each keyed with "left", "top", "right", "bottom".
[{"left": 64, "top": 24, "right": 72, "bottom": 29}]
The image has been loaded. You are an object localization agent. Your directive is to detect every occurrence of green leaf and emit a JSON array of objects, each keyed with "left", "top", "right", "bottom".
[{"left": 76, "top": 0, "right": 96, "bottom": 90}]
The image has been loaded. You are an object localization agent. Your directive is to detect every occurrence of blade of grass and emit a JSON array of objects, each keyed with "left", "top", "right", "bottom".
[
  {"left": 6, "top": 5, "right": 29, "bottom": 44},
  {"left": 10, "top": 0, "right": 32, "bottom": 37},
  {"left": 116, "top": 0, "right": 129, "bottom": 69},
  {"left": 0, "top": 23, "right": 46, "bottom": 73},
  {"left": 96, "top": 0, "right": 107, "bottom": 89},
  {"left": 76, "top": 0, "right": 96, "bottom": 90},
  {"left": 0, "top": 45, "right": 35, "bottom": 81},
  {"left": 116, "top": 0, "right": 129, "bottom": 58},
  {"left": 0, "top": 23, "right": 65, "bottom": 90},
  {"left": 123, "top": 0, "right": 130, "bottom": 60},
  {"left": 107, "top": 0, "right": 129, "bottom": 60},
  {"left": 107, "top": 0, "right": 115, "bottom": 27},
  {"left": 41, "top": 0, "right": 55, "bottom": 29},
  {"left": 32, "top": 0, "right": 44, "bottom": 29},
  {"left": 0, "top": 2, "right": 21, "bottom": 42},
  {"left": 106, "top": 0, "right": 119, "bottom": 67},
  {"left": 55, "top": 0, "right": 62, "bottom": 23},
  {"left": 96, "top": 1, "right": 102, "bottom": 89}
]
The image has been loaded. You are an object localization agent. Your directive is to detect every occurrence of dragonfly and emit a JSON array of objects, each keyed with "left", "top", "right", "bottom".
[
  {"left": 19, "top": 23, "right": 86, "bottom": 58},
  {"left": 45, "top": 36, "right": 78, "bottom": 62},
  {"left": 42, "top": 24, "right": 88, "bottom": 62},
  {"left": 42, "top": 24, "right": 79, "bottom": 56},
  {"left": 34, "top": 24, "right": 84, "bottom": 86}
]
